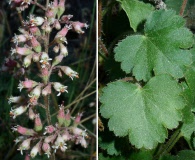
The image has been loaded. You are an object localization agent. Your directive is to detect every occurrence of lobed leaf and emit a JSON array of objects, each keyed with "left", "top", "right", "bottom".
[
  {"left": 100, "top": 75, "right": 184, "bottom": 149},
  {"left": 117, "top": 0, "right": 154, "bottom": 32},
  {"left": 115, "top": 10, "right": 193, "bottom": 81}
]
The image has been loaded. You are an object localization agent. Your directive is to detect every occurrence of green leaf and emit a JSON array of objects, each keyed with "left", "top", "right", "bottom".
[
  {"left": 177, "top": 150, "right": 195, "bottom": 160},
  {"left": 99, "top": 153, "right": 126, "bottom": 160},
  {"left": 99, "top": 129, "right": 129, "bottom": 156},
  {"left": 117, "top": 0, "right": 154, "bottom": 32},
  {"left": 115, "top": 10, "right": 193, "bottom": 81},
  {"left": 100, "top": 75, "right": 184, "bottom": 149},
  {"left": 129, "top": 151, "right": 153, "bottom": 160}
]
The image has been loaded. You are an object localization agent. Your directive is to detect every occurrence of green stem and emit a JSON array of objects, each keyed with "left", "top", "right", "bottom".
[{"left": 154, "top": 129, "right": 181, "bottom": 159}]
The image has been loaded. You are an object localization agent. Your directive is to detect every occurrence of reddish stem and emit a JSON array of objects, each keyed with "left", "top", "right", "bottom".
[{"left": 179, "top": 0, "right": 188, "bottom": 16}]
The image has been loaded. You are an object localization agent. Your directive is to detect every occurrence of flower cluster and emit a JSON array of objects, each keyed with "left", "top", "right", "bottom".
[
  {"left": 11, "top": 105, "right": 88, "bottom": 158},
  {"left": 8, "top": 0, "right": 89, "bottom": 158}
]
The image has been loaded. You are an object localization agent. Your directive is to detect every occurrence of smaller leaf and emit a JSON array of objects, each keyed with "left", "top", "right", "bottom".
[{"left": 129, "top": 151, "right": 153, "bottom": 160}]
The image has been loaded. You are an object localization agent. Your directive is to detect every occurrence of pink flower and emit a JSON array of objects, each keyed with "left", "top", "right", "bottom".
[
  {"left": 31, "top": 36, "right": 41, "bottom": 53},
  {"left": 74, "top": 112, "right": 83, "bottom": 124},
  {"left": 12, "top": 125, "right": 37, "bottom": 136},
  {"left": 56, "top": 25, "right": 70, "bottom": 37},
  {"left": 32, "top": 53, "right": 41, "bottom": 62},
  {"left": 28, "top": 107, "right": 35, "bottom": 120},
  {"left": 53, "top": 82, "right": 68, "bottom": 96},
  {"left": 42, "top": 84, "right": 52, "bottom": 96},
  {"left": 23, "top": 54, "right": 33, "bottom": 68},
  {"left": 59, "top": 43, "right": 68, "bottom": 56},
  {"left": 57, "top": 0, "right": 65, "bottom": 18},
  {"left": 52, "top": 134, "right": 67, "bottom": 153},
  {"left": 57, "top": 105, "right": 65, "bottom": 125},
  {"left": 12, "top": 34, "right": 28, "bottom": 45},
  {"left": 54, "top": 20, "right": 61, "bottom": 30},
  {"left": 64, "top": 109, "right": 71, "bottom": 127},
  {"left": 42, "top": 142, "right": 51, "bottom": 158},
  {"left": 60, "top": 15, "right": 73, "bottom": 23},
  {"left": 71, "top": 21, "right": 88, "bottom": 34},
  {"left": 60, "top": 66, "right": 79, "bottom": 80},
  {"left": 44, "top": 134, "right": 57, "bottom": 143},
  {"left": 11, "top": 46, "right": 34, "bottom": 56},
  {"left": 10, "top": 106, "right": 28, "bottom": 119},
  {"left": 18, "top": 79, "right": 38, "bottom": 91},
  {"left": 30, "top": 140, "right": 42, "bottom": 158},
  {"left": 62, "top": 130, "right": 71, "bottom": 141},
  {"left": 8, "top": 96, "right": 23, "bottom": 104},
  {"left": 34, "top": 114, "right": 43, "bottom": 132},
  {"left": 29, "top": 26, "right": 41, "bottom": 36},
  {"left": 44, "top": 125, "right": 56, "bottom": 135},
  {"left": 17, "top": 138, "right": 32, "bottom": 155},
  {"left": 52, "top": 54, "right": 64, "bottom": 67}
]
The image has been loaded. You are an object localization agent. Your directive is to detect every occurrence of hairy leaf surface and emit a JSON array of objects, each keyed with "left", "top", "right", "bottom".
[
  {"left": 115, "top": 10, "right": 193, "bottom": 81},
  {"left": 100, "top": 75, "right": 184, "bottom": 149},
  {"left": 117, "top": 0, "right": 154, "bottom": 32}
]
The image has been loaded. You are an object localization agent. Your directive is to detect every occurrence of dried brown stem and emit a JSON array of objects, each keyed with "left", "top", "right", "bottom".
[{"left": 179, "top": 0, "right": 188, "bottom": 16}]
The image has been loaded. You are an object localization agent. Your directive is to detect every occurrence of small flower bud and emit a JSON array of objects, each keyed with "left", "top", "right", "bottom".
[
  {"left": 31, "top": 36, "right": 41, "bottom": 53},
  {"left": 29, "top": 107, "right": 35, "bottom": 120},
  {"left": 12, "top": 125, "right": 37, "bottom": 136},
  {"left": 59, "top": 43, "right": 68, "bottom": 56},
  {"left": 29, "top": 26, "right": 41, "bottom": 36},
  {"left": 64, "top": 109, "right": 71, "bottom": 127},
  {"left": 53, "top": 45, "right": 60, "bottom": 53},
  {"left": 18, "top": 138, "right": 31, "bottom": 155},
  {"left": 10, "top": 106, "right": 28, "bottom": 119},
  {"left": 57, "top": 106, "right": 65, "bottom": 126},
  {"left": 52, "top": 54, "right": 64, "bottom": 67},
  {"left": 42, "top": 84, "right": 51, "bottom": 96},
  {"left": 42, "top": 142, "right": 51, "bottom": 158},
  {"left": 54, "top": 20, "right": 61, "bottom": 30},
  {"left": 74, "top": 112, "right": 83, "bottom": 125},
  {"left": 23, "top": 54, "right": 33, "bottom": 68},
  {"left": 30, "top": 140, "right": 42, "bottom": 158},
  {"left": 33, "top": 53, "right": 41, "bottom": 62},
  {"left": 34, "top": 114, "right": 43, "bottom": 132},
  {"left": 41, "top": 68, "right": 49, "bottom": 83},
  {"left": 53, "top": 82, "right": 68, "bottom": 96},
  {"left": 44, "top": 125, "right": 56, "bottom": 135},
  {"left": 57, "top": 0, "right": 65, "bottom": 18}
]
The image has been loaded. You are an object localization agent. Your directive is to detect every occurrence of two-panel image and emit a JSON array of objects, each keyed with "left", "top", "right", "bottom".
[{"left": 0, "top": 0, "right": 195, "bottom": 160}]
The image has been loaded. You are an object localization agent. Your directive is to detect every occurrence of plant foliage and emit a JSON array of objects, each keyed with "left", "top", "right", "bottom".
[{"left": 99, "top": 0, "right": 195, "bottom": 159}]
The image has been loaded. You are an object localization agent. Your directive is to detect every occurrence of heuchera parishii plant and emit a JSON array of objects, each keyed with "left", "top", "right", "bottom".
[{"left": 8, "top": 0, "right": 89, "bottom": 159}]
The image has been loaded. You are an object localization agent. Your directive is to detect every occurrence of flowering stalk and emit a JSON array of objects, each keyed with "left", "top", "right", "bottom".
[{"left": 8, "top": 0, "right": 89, "bottom": 159}]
